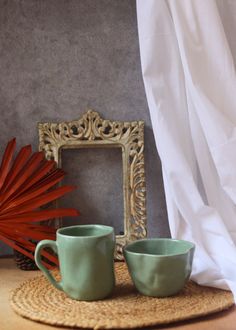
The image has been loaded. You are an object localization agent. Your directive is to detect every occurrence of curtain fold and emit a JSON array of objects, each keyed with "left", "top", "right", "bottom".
[{"left": 137, "top": 0, "right": 236, "bottom": 300}]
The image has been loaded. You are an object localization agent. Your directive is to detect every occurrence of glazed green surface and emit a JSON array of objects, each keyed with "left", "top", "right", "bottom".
[
  {"left": 124, "top": 238, "right": 195, "bottom": 297},
  {"left": 35, "top": 225, "right": 115, "bottom": 301}
]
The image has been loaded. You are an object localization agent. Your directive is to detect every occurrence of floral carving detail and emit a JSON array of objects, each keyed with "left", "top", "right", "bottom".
[{"left": 38, "top": 110, "right": 147, "bottom": 260}]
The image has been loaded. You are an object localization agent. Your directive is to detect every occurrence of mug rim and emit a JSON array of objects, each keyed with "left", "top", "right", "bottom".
[
  {"left": 57, "top": 224, "right": 114, "bottom": 239},
  {"left": 124, "top": 238, "right": 195, "bottom": 257}
]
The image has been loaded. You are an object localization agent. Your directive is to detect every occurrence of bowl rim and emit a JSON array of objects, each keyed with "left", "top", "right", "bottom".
[{"left": 123, "top": 238, "right": 195, "bottom": 257}]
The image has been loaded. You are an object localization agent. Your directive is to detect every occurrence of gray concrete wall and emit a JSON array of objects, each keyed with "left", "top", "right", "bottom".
[{"left": 0, "top": 0, "right": 169, "bottom": 255}]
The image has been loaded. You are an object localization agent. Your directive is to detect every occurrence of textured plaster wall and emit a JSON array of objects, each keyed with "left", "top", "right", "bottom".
[{"left": 0, "top": 0, "right": 169, "bottom": 255}]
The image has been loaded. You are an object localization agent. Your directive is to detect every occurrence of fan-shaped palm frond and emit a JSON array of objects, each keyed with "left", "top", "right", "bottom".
[{"left": 0, "top": 138, "right": 80, "bottom": 268}]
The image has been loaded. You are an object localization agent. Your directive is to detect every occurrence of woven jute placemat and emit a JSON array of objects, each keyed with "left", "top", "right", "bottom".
[{"left": 11, "top": 262, "right": 234, "bottom": 329}]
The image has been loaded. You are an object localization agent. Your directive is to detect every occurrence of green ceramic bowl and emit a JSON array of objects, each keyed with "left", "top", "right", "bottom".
[{"left": 124, "top": 238, "right": 195, "bottom": 297}]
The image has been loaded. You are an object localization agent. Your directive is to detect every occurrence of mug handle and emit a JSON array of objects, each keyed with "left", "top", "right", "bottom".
[{"left": 35, "top": 240, "right": 63, "bottom": 291}]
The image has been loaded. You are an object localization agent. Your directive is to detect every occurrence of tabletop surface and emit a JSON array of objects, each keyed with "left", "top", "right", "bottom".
[{"left": 0, "top": 257, "right": 236, "bottom": 330}]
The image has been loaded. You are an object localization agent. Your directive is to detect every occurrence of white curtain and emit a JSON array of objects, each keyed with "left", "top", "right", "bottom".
[{"left": 137, "top": 0, "right": 236, "bottom": 300}]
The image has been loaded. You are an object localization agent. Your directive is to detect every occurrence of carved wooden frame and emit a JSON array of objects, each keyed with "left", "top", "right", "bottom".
[{"left": 38, "top": 110, "right": 147, "bottom": 259}]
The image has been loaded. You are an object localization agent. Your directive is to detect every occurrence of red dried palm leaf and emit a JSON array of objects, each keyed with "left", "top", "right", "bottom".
[
  {"left": 7, "top": 159, "right": 56, "bottom": 197},
  {"left": 0, "top": 170, "right": 66, "bottom": 213},
  {"left": 3, "top": 167, "right": 63, "bottom": 208},
  {"left": 1, "top": 185, "right": 76, "bottom": 216},
  {"left": 0, "top": 138, "right": 16, "bottom": 190},
  {"left": 0, "top": 152, "right": 45, "bottom": 204},
  {"left": 0, "top": 145, "right": 32, "bottom": 193},
  {"left": 0, "top": 139, "right": 80, "bottom": 268},
  {"left": 0, "top": 233, "right": 57, "bottom": 269},
  {"left": 0, "top": 208, "right": 78, "bottom": 222}
]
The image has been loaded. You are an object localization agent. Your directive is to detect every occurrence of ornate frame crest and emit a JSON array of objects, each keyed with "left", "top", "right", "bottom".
[{"left": 38, "top": 110, "right": 147, "bottom": 259}]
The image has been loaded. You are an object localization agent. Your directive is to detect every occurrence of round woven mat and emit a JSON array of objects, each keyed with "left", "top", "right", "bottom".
[{"left": 11, "top": 262, "right": 234, "bottom": 329}]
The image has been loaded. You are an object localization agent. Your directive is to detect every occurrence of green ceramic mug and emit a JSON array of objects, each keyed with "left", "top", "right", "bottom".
[
  {"left": 35, "top": 224, "right": 115, "bottom": 301},
  {"left": 124, "top": 238, "right": 195, "bottom": 297}
]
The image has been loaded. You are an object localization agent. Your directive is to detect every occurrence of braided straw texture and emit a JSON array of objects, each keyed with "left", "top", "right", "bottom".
[{"left": 11, "top": 262, "right": 234, "bottom": 329}]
